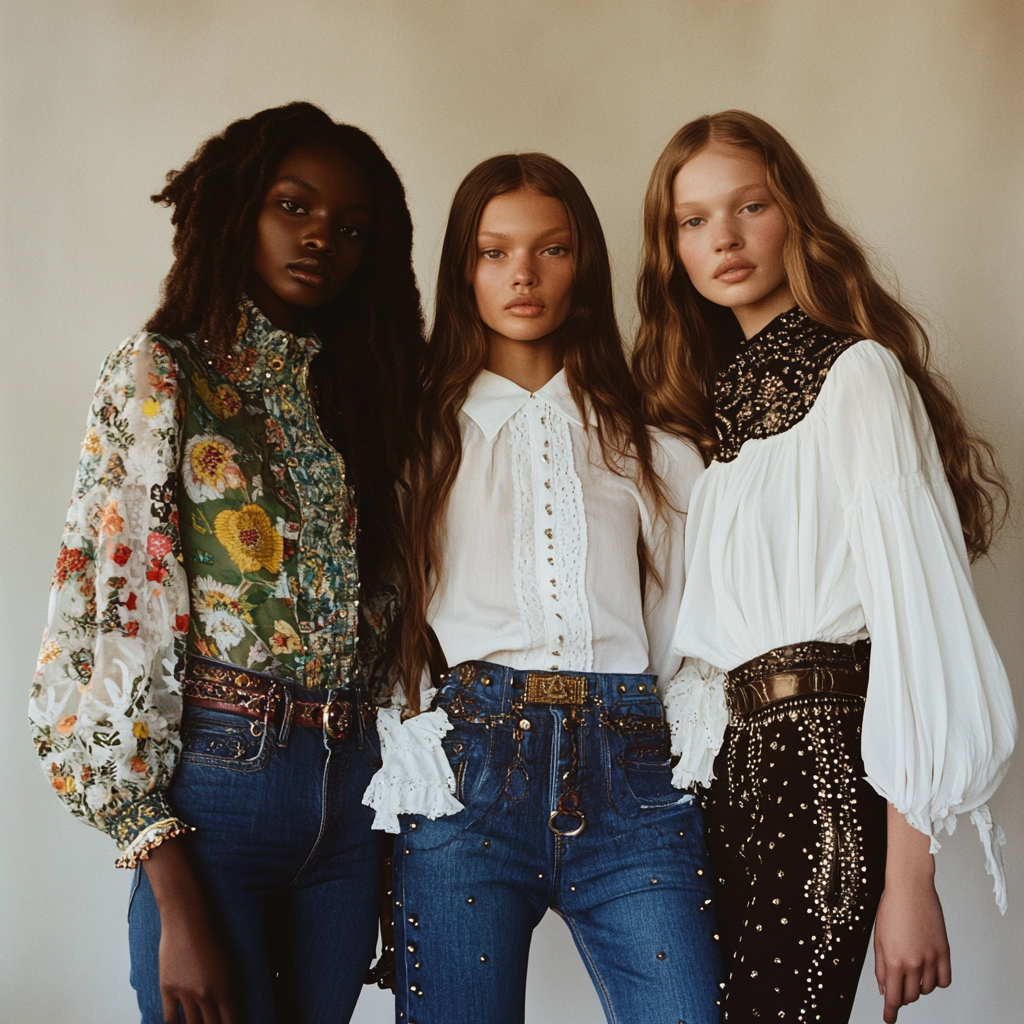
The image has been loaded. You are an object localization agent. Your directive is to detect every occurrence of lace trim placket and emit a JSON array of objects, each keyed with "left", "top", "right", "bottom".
[{"left": 509, "top": 396, "right": 593, "bottom": 672}]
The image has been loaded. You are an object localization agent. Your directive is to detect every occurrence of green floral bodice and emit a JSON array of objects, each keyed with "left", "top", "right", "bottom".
[{"left": 173, "top": 299, "right": 360, "bottom": 687}]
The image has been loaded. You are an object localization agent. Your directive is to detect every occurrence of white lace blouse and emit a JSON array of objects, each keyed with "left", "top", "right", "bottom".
[
  {"left": 664, "top": 336, "right": 1016, "bottom": 909},
  {"left": 363, "top": 368, "right": 704, "bottom": 832}
]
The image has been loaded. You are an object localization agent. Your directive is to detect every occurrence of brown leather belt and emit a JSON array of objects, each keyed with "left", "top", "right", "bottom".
[
  {"left": 726, "top": 639, "right": 870, "bottom": 717},
  {"left": 182, "top": 655, "right": 366, "bottom": 740}
]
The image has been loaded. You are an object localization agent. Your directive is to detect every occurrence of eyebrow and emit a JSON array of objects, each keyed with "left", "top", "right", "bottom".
[
  {"left": 272, "top": 175, "right": 373, "bottom": 214},
  {"left": 477, "top": 226, "right": 571, "bottom": 241},
  {"left": 275, "top": 174, "right": 319, "bottom": 193},
  {"left": 674, "top": 182, "right": 768, "bottom": 210}
]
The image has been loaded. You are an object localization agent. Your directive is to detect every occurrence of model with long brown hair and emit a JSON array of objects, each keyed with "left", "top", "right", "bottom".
[
  {"left": 362, "top": 152, "right": 723, "bottom": 1023},
  {"left": 634, "top": 109, "right": 1015, "bottom": 1023}
]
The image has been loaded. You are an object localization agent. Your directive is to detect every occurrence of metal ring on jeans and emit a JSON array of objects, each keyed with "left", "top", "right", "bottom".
[{"left": 548, "top": 809, "right": 586, "bottom": 836}]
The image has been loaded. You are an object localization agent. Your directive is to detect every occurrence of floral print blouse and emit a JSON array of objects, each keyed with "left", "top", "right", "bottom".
[{"left": 29, "top": 299, "right": 386, "bottom": 868}]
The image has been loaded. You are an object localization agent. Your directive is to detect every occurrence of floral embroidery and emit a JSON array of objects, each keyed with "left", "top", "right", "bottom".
[
  {"left": 715, "top": 307, "right": 860, "bottom": 462},
  {"left": 29, "top": 335, "right": 188, "bottom": 860},
  {"left": 181, "top": 434, "right": 246, "bottom": 502},
  {"left": 31, "top": 300, "right": 390, "bottom": 866},
  {"left": 214, "top": 505, "right": 284, "bottom": 574}
]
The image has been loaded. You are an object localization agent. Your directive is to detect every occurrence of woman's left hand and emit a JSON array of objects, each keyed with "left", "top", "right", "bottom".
[{"left": 873, "top": 803, "right": 951, "bottom": 1023}]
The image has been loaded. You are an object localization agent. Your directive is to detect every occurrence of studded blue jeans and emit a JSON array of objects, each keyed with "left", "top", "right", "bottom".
[
  {"left": 128, "top": 687, "right": 383, "bottom": 1024},
  {"left": 393, "top": 662, "right": 724, "bottom": 1024}
]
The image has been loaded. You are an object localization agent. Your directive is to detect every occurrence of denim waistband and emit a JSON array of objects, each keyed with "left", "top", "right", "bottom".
[{"left": 435, "top": 661, "right": 659, "bottom": 717}]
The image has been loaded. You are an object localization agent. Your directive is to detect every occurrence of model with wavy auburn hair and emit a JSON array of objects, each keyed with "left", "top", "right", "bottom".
[
  {"left": 396, "top": 152, "right": 665, "bottom": 710},
  {"left": 363, "top": 152, "right": 722, "bottom": 1024},
  {"left": 637, "top": 110, "right": 1015, "bottom": 1024},
  {"left": 634, "top": 109, "right": 1006, "bottom": 555}
]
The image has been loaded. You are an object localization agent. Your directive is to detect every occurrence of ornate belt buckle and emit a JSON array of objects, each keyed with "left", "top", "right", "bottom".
[
  {"left": 524, "top": 672, "right": 586, "bottom": 705},
  {"left": 324, "top": 698, "right": 351, "bottom": 739}
]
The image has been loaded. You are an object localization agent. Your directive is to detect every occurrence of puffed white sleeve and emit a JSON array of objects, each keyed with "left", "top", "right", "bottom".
[
  {"left": 825, "top": 340, "right": 1016, "bottom": 910},
  {"left": 645, "top": 434, "right": 731, "bottom": 790},
  {"left": 362, "top": 671, "right": 464, "bottom": 834}
]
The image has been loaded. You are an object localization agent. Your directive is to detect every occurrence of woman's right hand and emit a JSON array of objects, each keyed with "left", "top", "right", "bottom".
[{"left": 142, "top": 839, "right": 237, "bottom": 1024}]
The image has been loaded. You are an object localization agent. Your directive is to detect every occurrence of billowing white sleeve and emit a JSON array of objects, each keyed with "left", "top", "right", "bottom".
[
  {"left": 362, "top": 674, "right": 464, "bottom": 833},
  {"left": 825, "top": 341, "right": 1016, "bottom": 910}
]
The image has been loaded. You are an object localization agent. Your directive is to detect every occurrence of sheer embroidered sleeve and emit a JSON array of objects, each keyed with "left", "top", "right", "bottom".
[{"left": 29, "top": 334, "right": 192, "bottom": 868}]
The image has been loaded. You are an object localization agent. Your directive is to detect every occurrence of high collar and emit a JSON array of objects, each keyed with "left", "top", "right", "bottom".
[
  {"left": 461, "top": 368, "right": 594, "bottom": 441},
  {"left": 201, "top": 296, "right": 322, "bottom": 391},
  {"left": 743, "top": 305, "right": 806, "bottom": 348}
]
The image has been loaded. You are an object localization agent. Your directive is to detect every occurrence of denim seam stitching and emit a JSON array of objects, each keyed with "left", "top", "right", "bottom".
[{"left": 562, "top": 911, "right": 619, "bottom": 1024}]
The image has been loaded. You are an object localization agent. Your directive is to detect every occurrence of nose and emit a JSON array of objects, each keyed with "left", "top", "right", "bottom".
[
  {"left": 713, "top": 216, "right": 742, "bottom": 252},
  {"left": 302, "top": 216, "right": 336, "bottom": 255},
  {"left": 510, "top": 252, "right": 538, "bottom": 287}
]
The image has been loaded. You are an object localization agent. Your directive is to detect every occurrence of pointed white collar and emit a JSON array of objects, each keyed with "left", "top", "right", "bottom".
[{"left": 461, "top": 368, "right": 594, "bottom": 441}]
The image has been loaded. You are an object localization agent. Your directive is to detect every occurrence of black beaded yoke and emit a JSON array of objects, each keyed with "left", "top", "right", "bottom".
[{"left": 714, "top": 307, "right": 860, "bottom": 463}]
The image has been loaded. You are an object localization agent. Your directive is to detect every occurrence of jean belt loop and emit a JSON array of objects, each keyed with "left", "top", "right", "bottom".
[{"left": 276, "top": 683, "right": 295, "bottom": 747}]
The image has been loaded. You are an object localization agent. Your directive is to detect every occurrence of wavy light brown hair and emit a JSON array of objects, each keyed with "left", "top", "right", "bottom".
[
  {"left": 634, "top": 109, "right": 1007, "bottom": 559},
  {"left": 395, "top": 153, "right": 664, "bottom": 709},
  {"left": 146, "top": 101, "right": 425, "bottom": 595}
]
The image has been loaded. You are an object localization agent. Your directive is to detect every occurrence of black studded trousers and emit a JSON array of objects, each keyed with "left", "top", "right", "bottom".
[{"left": 704, "top": 692, "right": 887, "bottom": 1023}]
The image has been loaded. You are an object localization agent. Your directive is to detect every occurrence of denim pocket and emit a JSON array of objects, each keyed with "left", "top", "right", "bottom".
[
  {"left": 605, "top": 699, "right": 682, "bottom": 811},
  {"left": 179, "top": 706, "right": 273, "bottom": 773}
]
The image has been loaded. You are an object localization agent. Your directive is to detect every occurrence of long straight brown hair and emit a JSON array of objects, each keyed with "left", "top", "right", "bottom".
[
  {"left": 395, "top": 153, "right": 664, "bottom": 709},
  {"left": 633, "top": 110, "right": 1007, "bottom": 558}
]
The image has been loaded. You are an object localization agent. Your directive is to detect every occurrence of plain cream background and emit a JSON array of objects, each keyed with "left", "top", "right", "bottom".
[{"left": 2, "top": 1, "right": 1021, "bottom": 1021}]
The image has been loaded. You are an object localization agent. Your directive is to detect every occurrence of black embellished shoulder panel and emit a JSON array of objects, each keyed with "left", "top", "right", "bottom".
[{"left": 714, "top": 307, "right": 861, "bottom": 463}]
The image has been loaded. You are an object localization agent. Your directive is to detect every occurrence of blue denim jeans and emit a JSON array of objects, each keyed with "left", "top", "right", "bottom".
[
  {"left": 394, "top": 663, "right": 724, "bottom": 1024},
  {"left": 128, "top": 685, "right": 382, "bottom": 1024}
]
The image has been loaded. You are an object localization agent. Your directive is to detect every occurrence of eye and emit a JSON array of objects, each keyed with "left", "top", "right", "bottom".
[
  {"left": 278, "top": 199, "right": 307, "bottom": 215},
  {"left": 480, "top": 249, "right": 504, "bottom": 260},
  {"left": 681, "top": 217, "right": 704, "bottom": 229},
  {"left": 542, "top": 245, "right": 570, "bottom": 256},
  {"left": 741, "top": 203, "right": 766, "bottom": 214},
  {"left": 338, "top": 225, "right": 364, "bottom": 239}
]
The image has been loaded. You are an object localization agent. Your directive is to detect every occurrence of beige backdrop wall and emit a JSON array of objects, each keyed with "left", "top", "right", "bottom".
[{"left": 2, "top": 2, "right": 1021, "bottom": 1022}]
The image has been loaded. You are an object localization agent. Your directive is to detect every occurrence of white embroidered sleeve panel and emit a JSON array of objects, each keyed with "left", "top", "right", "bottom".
[
  {"left": 29, "top": 335, "right": 192, "bottom": 868},
  {"left": 362, "top": 369, "right": 702, "bottom": 831}
]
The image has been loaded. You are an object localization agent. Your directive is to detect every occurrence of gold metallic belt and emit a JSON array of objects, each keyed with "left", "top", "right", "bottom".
[
  {"left": 182, "top": 655, "right": 368, "bottom": 740},
  {"left": 726, "top": 639, "right": 870, "bottom": 717}
]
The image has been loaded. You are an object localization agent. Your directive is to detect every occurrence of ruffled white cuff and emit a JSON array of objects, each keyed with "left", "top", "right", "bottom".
[
  {"left": 362, "top": 706, "right": 464, "bottom": 834},
  {"left": 970, "top": 805, "right": 1008, "bottom": 914},
  {"left": 663, "top": 658, "right": 729, "bottom": 790}
]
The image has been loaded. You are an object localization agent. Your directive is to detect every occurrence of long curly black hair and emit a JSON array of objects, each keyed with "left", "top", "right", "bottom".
[{"left": 146, "top": 100, "right": 425, "bottom": 594}]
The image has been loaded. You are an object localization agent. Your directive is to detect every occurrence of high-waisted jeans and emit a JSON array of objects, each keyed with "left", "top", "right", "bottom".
[
  {"left": 394, "top": 662, "right": 724, "bottom": 1024},
  {"left": 127, "top": 684, "right": 383, "bottom": 1024}
]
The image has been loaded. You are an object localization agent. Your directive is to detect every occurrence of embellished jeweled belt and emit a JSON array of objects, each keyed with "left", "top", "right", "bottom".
[
  {"left": 182, "top": 655, "right": 372, "bottom": 740},
  {"left": 726, "top": 639, "right": 870, "bottom": 717}
]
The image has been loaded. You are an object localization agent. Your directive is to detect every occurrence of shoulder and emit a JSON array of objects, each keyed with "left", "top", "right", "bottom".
[
  {"left": 823, "top": 339, "right": 920, "bottom": 414},
  {"left": 97, "top": 331, "right": 184, "bottom": 391}
]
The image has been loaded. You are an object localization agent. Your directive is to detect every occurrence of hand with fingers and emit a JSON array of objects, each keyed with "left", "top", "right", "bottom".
[
  {"left": 143, "top": 840, "right": 238, "bottom": 1024},
  {"left": 874, "top": 804, "right": 952, "bottom": 1023}
]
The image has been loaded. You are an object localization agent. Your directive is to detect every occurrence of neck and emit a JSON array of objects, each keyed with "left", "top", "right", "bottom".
[
  {"left": 246, "top": 276, "right": 299, "bottom": 333},
  {"left": 732, "top": 283, "right": 796, "bottom": 340},
  {"left": 485, "top": 332, "right": 563, "bottom": 392}
]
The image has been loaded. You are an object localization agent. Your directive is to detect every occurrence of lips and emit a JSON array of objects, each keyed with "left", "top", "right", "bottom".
[
  {"left": 286, "top": 258, "right": 333, "bottom": 288},
  {"left": 714, "top": 258, "right": 755, "bottom": 282},
  {"left": 504, "top": 296, "right": 545, "bottom": 317}
]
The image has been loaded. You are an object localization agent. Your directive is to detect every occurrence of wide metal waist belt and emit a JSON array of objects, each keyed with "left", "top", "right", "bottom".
[{"left": 726, "top": 639, "right": 870, "bottom": 717}]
